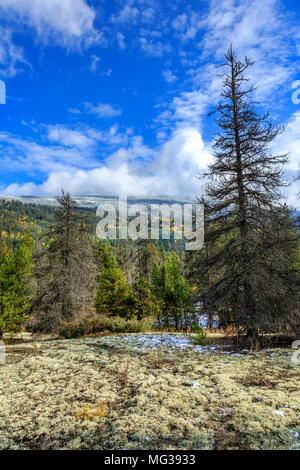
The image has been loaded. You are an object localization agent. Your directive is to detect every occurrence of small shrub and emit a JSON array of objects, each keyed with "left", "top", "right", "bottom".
[
  {"left": 191, "top": 323, "right": 202, "bottom": 333},
  {"left": 58, "top": 318, "right": 105, "bottom": 339},
  {"left": 58, "top": 316, "right": 155, "bottom": 338},
  {"left": 192, "top": 327, "right": 207, "bottom": 345},
  {"left": 148, "top": 348, "right": 160, "bottom": 368}
]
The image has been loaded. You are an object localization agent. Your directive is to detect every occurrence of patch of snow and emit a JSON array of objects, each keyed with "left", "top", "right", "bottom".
[
  {"left": 198, "top": 314, "right": 219, "bottom": 329},
  {"left": 93, "top": 334, "right": 244, "bottom": 357},
  {"left": 190, "top": 381, "right": 199, "bottom": 387}
]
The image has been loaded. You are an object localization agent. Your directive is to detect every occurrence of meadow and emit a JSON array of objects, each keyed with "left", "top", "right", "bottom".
[{"left": 1, "top": 333, "right": 299, "bottom": 450}]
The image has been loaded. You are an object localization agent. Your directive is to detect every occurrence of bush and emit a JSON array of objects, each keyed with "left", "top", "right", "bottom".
[
  {"left": 191, "top": 323, "right": 203, "bottom": 333},
  {"left": 192, "top": 327, "right": 207, "bottom": 345},
  {"left": 58, "top": 316, "right": 155, "bottom": 338}
]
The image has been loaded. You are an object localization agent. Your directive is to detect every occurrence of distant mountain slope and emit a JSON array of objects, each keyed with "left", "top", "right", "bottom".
[{"left": 0, "top": 195, "right": 193, "bottom": 209}]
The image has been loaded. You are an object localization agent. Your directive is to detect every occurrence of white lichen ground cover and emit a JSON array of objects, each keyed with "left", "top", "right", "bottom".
[{"left": 0, "top": 334, "right": 299, "bottom": 450}]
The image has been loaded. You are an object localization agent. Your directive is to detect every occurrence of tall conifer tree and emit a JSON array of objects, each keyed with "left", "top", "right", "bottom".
[{"left": 198, "top": 47, "right": 299, "bottom": 345}]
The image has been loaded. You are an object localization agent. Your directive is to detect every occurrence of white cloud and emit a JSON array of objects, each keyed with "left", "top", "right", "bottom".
[
  {"left": 172, "top": 13, "right": 187, "bottom": 32},
  {"left": 0, "top": 125, "right": 213, "bottom": 198},
  {"left": 274, "top": 112, "right": 300, "bottom": 173},
  {"left": 141, "top": 7, "right": 156, "bottom": 23},
  {"left": 111, "top": 2, "right": 139, "bottom": 24},
  {"left": 0, "top": 0, "right": 101, "bottom": 48},
  {"left": 111, "top": 1, "right": 156, "bottom": 25},
  {"left": 89, "top": 54, "right": 100, "bottom": 72},
  {"left": 200, "top": 0, "right": 296, "bottom": 100},
  {"left": 69, "top": 102, "right": 122, "bottom": 119},
  {"left": 46, "top": 125, "right": 97, "bottom": 149},
  {"left": 158, "top": 0, "right": 298, "bottom": 140},
  {"left": 159, "top": 89, "right": 212, "bottom": 127},
  {"left": 102, "top": 68, "right": 113, "bottom": 77},
  {"left": 140, "top": 37, "right": 171, "bottom": 57},
  {"left": 150, "top": 127, "right": 213, "bottom": 196},
  {"left": 162, "top": 70, "right": 178, "bottom": 84},
  {"left": 273, "top": 111, "right": 300, "bottom": 208},
  {"left": 116, "top": 32, "right": 126, "bottom": 50},
  {"left": 171, "top": 12, "right": 201, "bottom": 41},
  {"left": 83, "top": 102, "right": 122, "bottom": 118},
  {"left": 0, "top": 131, "right": 96, "bottom": 175},
  {"left": 1, "top": 120, "right": 299, "bottom": 208},
  {"left": 0, "top": 27, "right": 29, "bottom": 77},
  {"left": 0, "top": 124, "right": 130, "bottom": 177}
]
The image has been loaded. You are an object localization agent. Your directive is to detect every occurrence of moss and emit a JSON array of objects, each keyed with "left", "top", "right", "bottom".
[{"left": 0, "top": 334, "right": 299, "bottom": 450}]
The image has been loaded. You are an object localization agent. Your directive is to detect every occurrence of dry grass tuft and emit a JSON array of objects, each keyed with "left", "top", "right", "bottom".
[
  {"left": 74, "top": 403, "right": 109, "bottom": 421},
  {"left": 120, "top": 352, "right": 130, "bottom": 386}
]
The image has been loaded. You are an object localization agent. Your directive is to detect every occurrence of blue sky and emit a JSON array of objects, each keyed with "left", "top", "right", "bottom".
[{"left": 0, "top": 0, "right": 299, "bottom": 208}]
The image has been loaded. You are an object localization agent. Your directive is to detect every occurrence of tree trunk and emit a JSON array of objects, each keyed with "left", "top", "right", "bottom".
[
  {"left": 246, "top": 327, "right": 259, "bottom": 348},
  {"left": 209, "top": 312, "right": 214, "bottom": 331}
]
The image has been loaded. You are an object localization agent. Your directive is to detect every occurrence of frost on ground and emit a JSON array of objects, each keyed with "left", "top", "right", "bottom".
[{"left": 0, "top": 334, "right": 299, "bottom": 450}]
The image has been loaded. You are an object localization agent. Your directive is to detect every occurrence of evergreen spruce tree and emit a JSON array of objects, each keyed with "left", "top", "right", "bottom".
[
  {"left": 198, "top": 47, "right": 300, "bottom": 345},
  {"left": 33, "top": 191, "right": 97, "bottom": 332},
  {"left": 152, "top": 252, "right": 192, "bottom": 330},
  {"left": 131, "top": 240, "right": 160, "bottom": 319},
  {"left": 132, "top": 276, "right": 153, "bottom": 320},
  {"left": 95, "top": 243, "right": 133, "bottom": 318},
  {"left": 0, "top": 233, "right": 33, "bottom": 338}
]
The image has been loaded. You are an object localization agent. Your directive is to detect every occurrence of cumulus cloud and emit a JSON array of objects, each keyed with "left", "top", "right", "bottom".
[
  {"left": 0, "top": 124, "right": 131, "bottom": 177},
  {"left": 158, "top": 88, "right": 215, "bottom": 128},
  {"left": 0, "top": 0, "right": 101, "bottom": 48},
  {"left": 1, "top": 118, "right": 298, "bottom": 208},
  {"left": 0, "top": 125, "right": 213, "bottom": 198}
]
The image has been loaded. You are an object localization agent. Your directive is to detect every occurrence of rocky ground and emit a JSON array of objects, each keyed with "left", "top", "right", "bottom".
[{"left": 0, "top": 333, "right": 299, "bottom": 450}]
